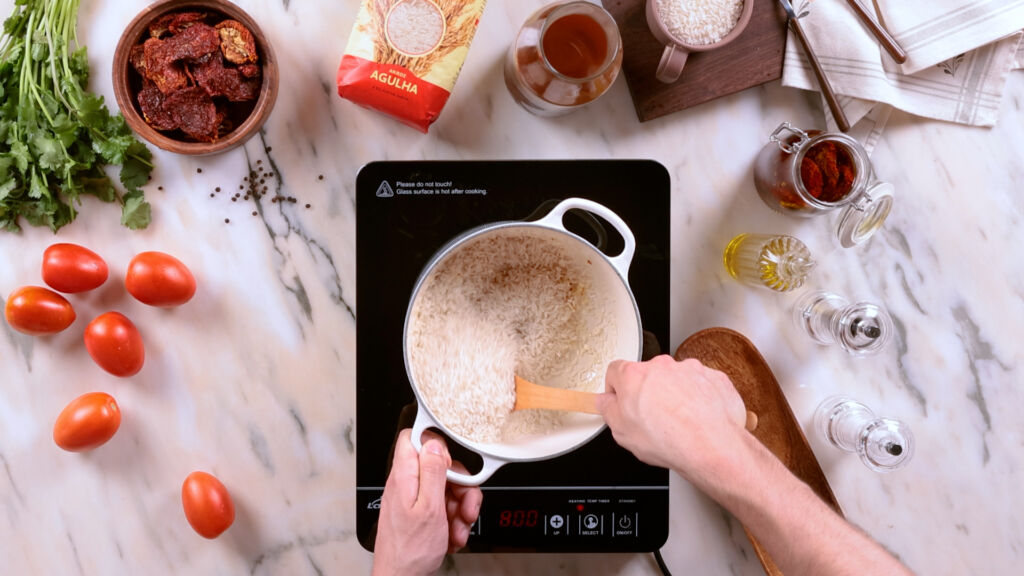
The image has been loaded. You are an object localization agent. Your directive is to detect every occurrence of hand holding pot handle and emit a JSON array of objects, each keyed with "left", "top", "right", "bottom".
[
  {"left": 410, "top": 406, "right": 505, "bottom": 486},
  {"left": 535, "top": 197, "right": 637, "bottom": 277}
]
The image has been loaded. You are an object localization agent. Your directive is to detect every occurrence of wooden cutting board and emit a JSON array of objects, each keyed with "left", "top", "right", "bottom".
[
  {"left": 602, "top": 0, "right": 788, "bottom": 122},
  {"left": 675, "top": 327, "right": 842, "bottom": 576}
]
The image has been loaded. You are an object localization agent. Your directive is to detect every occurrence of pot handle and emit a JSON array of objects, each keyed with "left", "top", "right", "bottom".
[
  {"left": 410, "top": 404, "right": 505, "bottom": 486},
  {"left": 535, "top": 198, "right": 636, "bottom": 276}
]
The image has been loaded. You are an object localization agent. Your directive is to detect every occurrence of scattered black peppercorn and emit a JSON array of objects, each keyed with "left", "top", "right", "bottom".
[
  {"left": 252, "top": 211, "right": 258, "bottom": 216},
  {"left": 215, "top": 187, "right": 221, "bottom": 192},
  {"left": 224, "top": 218, "right": 230, "bottom": 223},
  {"left": 158, "top": 186, "right": 164, "bottom": 191},
  {"left": 318, "top": 174, "right": 324, "bottom": 180},
  {"left": 305, "top": 204, "right": 311, "bottom": 209},
  {"left": 265, "top": 146, "right": 272, "bottom": 152},
  {"left": 197, "top": 168, "right": 202, "bottom": 174}
]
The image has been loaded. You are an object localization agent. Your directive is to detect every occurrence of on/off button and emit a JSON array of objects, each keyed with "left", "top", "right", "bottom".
[{"left": 612, "top": 513, "right": 637, "bottom": 537}]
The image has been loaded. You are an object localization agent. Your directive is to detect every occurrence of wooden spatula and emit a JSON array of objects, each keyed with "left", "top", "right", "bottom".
[{"left": 513, "top": 374, "right": 759, "bottom": 431}]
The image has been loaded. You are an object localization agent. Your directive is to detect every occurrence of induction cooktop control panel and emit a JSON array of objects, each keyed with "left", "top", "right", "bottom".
[{"left": 358, "top": 486, "right": 669, "bottom": 552}]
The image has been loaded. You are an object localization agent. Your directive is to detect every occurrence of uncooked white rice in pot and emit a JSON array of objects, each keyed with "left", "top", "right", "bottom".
[
  {"left": 656, "top": 0, "right": 744, "bottom": 46},
  {"left": 407, "top": 230, "right": 612, "bottom": 443}
]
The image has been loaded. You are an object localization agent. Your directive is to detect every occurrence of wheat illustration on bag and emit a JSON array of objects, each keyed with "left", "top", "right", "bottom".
[{"left": 338, "top": 0, "right": 486, "bottom": 131}]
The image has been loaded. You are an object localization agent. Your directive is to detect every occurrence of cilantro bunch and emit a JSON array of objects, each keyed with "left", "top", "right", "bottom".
[{"left": 0, "top": 0, "right": 153, "bottom": 232}]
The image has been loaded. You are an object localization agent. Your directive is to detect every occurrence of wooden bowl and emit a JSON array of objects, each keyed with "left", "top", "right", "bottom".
[{"left": 112, "top": 0, "right": 278, "bottom": 156}]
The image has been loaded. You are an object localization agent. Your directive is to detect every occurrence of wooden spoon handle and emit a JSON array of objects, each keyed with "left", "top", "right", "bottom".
[
  {"left": 844, "top": 0, "right": 907, "bottom": 64},
  {"left": 514, "top": 376, "right": 601, "bottom": 414},
  {"left": 788, "top": 17, "right": 851, "bottom": 132},
  {"left": 514, "top": 376, "right": 760, "bottom": 432}
]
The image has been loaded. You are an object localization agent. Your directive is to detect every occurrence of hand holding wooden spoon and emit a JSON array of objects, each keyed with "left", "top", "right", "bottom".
[{"left": 514, "top": 374, "right": 758, "bottom": 431}]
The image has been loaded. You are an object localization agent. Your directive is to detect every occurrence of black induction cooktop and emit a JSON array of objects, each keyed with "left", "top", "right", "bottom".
[{"left": 355, "top": 160, "right": 670, "bottom": 553}]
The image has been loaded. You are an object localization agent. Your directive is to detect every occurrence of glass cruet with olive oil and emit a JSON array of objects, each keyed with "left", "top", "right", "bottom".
[{"left": 723, "top": 233, "right": 815, "bottom": 292}]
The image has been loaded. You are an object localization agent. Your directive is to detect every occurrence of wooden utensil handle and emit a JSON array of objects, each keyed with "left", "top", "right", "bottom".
[
  {"left": 788, "top": 18, "right": 851, "bottom": 132},
  {"left": 845, "top": 0, "right": 907, "bottom": 64},
  {"left": 514, "top": 379, "right": 601, "bottom": 414},
  {"left": 514, "top": 376, "right": 760, "bottom": 432}
]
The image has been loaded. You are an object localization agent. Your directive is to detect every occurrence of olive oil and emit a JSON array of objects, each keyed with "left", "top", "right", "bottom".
[{"left": 723, "top": 233, "right": 814, "bottom": 292}]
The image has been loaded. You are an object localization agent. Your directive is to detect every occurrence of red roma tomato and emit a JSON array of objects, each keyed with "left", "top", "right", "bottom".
[
  {"left": 53, "top": 392, "right": 122, "bottom": 452},
  {"left": 42, "top": 243, "right": 109, "bottom": 293},
  {"left": 125, "top": 251, "right": 196, "bottom": 307},
  {"left": 4, "top": 286, "right": 76, "bottom": 335},
  {"left": 84, "top": 312, "right": 145, "bottom": 377},
  {"left": 182, "top": 471, "right": 235, "bottom": 539}
]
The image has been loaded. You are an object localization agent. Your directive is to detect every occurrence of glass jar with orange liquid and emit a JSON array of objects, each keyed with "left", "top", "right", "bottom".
[{"left": 504, "top": 1, "right": 623, "bottom": 116}]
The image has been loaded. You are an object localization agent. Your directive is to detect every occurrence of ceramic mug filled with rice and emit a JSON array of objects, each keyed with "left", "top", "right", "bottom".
[
  {"left": 646, "top": 0, "right": 754, "bottom": 83},
  {"left": 404, "top": 198, "right": 642, "bottom": 485}
]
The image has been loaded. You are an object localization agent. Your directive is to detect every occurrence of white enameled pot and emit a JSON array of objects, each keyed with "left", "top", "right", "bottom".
[{"left": 403, "top": 197, "right": 641, "bottom": 485}]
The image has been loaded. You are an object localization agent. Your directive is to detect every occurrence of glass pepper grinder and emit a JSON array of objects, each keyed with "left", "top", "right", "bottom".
[
  {"left": 723, "top": 233, "right": 815, "bottom": 292},
  {"left": 794, "top": 291, "right": 894, "bottom": 356},
  {"left": 814, "top": 395, "right": 915, "bottom": 472},
  {"left": 753, "top": 122, "right": 895, "bottom": 248}
]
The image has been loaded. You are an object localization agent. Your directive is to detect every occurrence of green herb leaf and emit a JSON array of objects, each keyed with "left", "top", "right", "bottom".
[
  {"left": 120, "top": 191, "right": 151, "bottom": 230},
  {"left": 120, "top": 142, "right": 152, "bottom": 190}
]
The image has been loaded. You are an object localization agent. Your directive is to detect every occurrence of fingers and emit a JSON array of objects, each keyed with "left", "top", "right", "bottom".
[
  {"left": 604, "top": 359, "right": 628, "bottom": 393},
  {"left": 414, "top": 437, "right": 451, "bottom": 514},
  {"left": 447, "top": 461, "right": 483, "bottom": 524},
  {"left": 448, "top": 520, "right": 471, "bottom": 553},
  {"left": 447, "top": 461, "right": 482, "bottom": 553},
  {"left": 388, "top": 429, "right": 422, "bottom": 508}
]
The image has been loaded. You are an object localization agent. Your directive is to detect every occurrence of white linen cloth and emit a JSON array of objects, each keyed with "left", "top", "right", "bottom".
[{"left": 781, "top": 0, "right": 1024, "bottom": 139}]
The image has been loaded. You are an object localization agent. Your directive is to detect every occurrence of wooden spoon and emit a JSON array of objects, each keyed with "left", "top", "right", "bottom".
[
  {"left": 513, "top": 375, "right": 601, "bottom": 414},
  {"left": 513, "top": 374, "right": 759, "bottom": 431}
]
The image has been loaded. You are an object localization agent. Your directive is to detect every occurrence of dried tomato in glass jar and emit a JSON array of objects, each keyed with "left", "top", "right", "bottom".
[{"left": 753, "top": 122, "right": 895, "bottom": 248}]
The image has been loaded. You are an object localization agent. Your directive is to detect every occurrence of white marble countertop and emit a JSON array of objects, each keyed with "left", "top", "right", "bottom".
[{"left": 1, "top": 0, "right": 1022, "bottom": 574}]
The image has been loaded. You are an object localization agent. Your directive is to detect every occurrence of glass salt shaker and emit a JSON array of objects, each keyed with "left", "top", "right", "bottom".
[
  {"left": 753, "top": 122, "right": 895, "bottom": 248},
  {"left": 814, "top": 395, "right": 915, "bottom": 473},
  {"left": 723, "top": 233, "right": 815, "bottom": 292},
  {"left": 794, "top": 291, "right": 894, "bottom": 356}
]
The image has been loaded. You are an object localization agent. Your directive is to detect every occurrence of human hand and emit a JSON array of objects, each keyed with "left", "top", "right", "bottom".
[
  {"left": 372, "top": 429, "right": 482, "bottom": 576},
  {"left": 595, "top": 355, "right": 750, "bottom": 490}
]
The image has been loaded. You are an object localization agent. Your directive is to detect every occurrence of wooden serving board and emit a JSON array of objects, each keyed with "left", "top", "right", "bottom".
[
  {"left": 602, "top": 0, "right": 788, "bottom": 122},
  {"left": 674, "top": 327, "right": 842, "bottom": 576}
]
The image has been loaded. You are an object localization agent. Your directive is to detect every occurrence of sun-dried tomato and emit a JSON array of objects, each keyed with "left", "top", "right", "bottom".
[
  {"left": 161, "top": 23, "right": 221, "bottom": 62},
  {"left": 214, "top": 20, "right": 258, "bottom": 65},
  {"left": 237, "top": 63, "right": 261, "bottom": 78},
  {"left": 194, "top": 55, "right": 259, "bottom": 102},
  {"left": 164, "top": 86, "right": 219, "bottom": 142},
  {"left": 137, "top": 81, "right": 177, "bottom": 131},
  {"left": 129, "top": 44, "right": 147, "bottom": 75},
  {"left": 142, "top": 38, "right": 188, "bottom": 94},
  {"left": 800, "top": 141, "right": 856, "bottom": 202},
  {"left": 149, "top": 12, "right": 206, "bottom": 38}
]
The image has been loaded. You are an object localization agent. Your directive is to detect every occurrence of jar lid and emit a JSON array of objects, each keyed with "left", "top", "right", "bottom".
[{"left": 835, "top": 181, "right": 894, "bottom": 248}]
